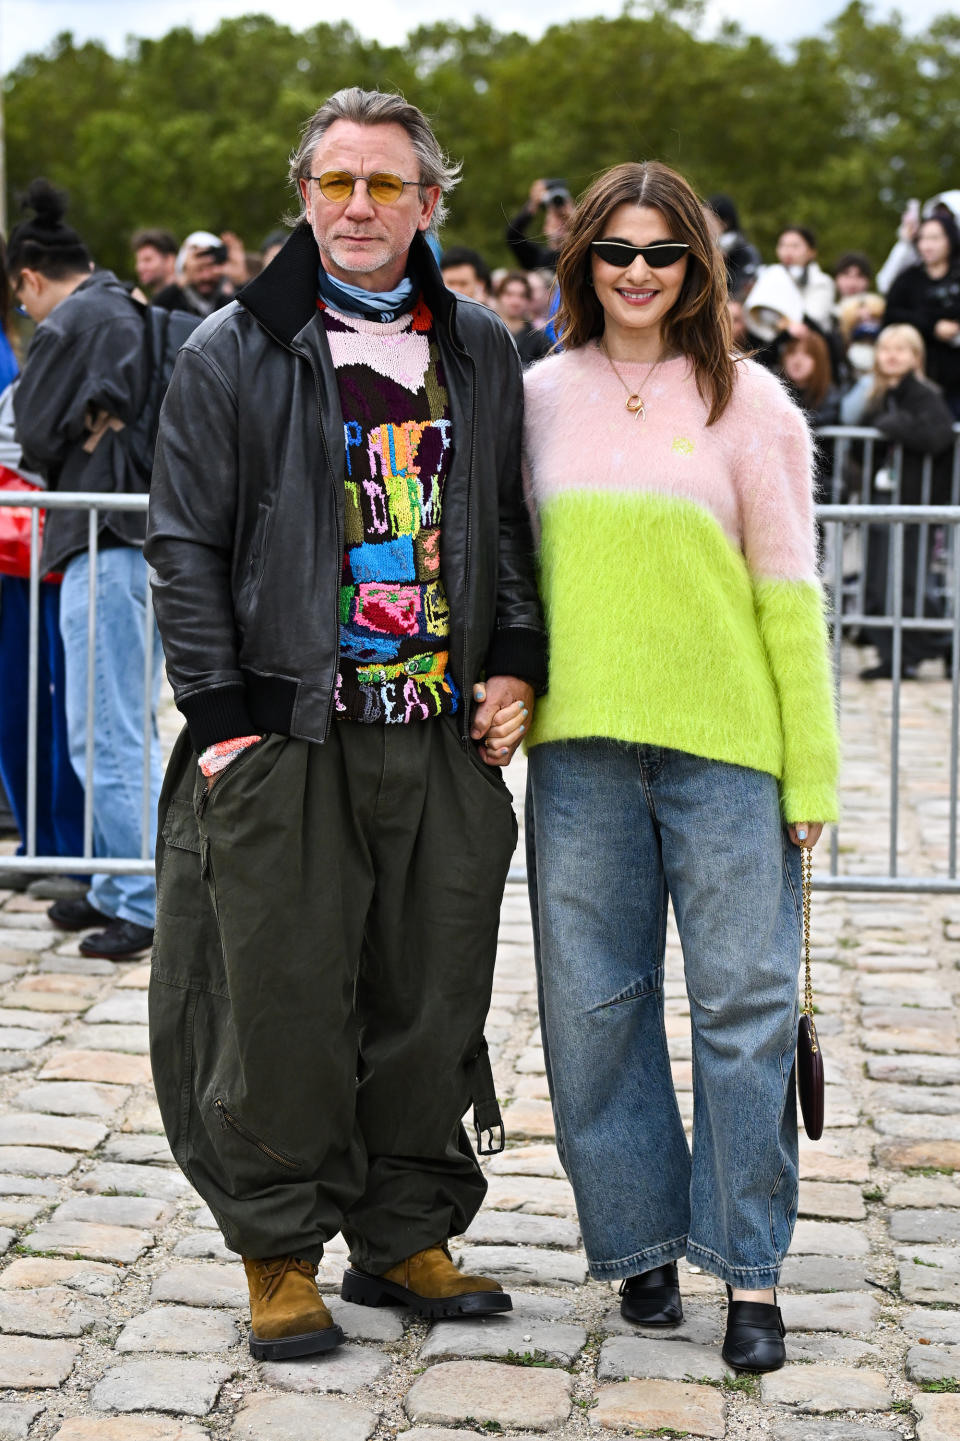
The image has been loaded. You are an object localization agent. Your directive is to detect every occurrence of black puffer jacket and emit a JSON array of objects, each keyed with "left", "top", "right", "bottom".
[
  {"left": 884, "top": 264, "right": 960, "bottom": 401},
  {"left": 146, "top": 225, "right": 547, "bottom": 753},
  {"left": 861, "top": 372, "right": 956, "bottom": 502},
  {"left": 14, "top": 270, "right": 150, "bottom": 573}
]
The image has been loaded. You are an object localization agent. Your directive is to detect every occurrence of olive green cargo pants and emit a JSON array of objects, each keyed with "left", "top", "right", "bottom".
[{"left": 149, "top": 719, "right": 517, "bottom": 1271}]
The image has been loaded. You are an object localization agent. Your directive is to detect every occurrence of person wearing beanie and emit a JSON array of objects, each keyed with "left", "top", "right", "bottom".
[
  {"left": 152, "top": 230, "right": 233, "bottom": 316},
  {"left": 9, "top": 178, "right": 164, "bottom": 960}
]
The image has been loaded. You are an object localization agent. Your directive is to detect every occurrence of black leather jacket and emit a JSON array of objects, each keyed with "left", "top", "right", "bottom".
[
  {"left": 14, "top": 270, "right": 151, "bottom": 574},
  {"left": 146, "top": 225, "right": 547, "bottom": 753}
]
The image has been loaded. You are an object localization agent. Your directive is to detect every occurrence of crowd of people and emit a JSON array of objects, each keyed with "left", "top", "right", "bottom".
[
  {"left": 144, "top": 181, "right": 959, "bottom": 688},
  {"left": 0, "top": 163, "right": 958, "bottom": 937},
  {"left": 0, "top": 82, "right": 956, "bottom": 1388},
  {"left": 61, "top": 174, "right": 960, "bottom": 427}
]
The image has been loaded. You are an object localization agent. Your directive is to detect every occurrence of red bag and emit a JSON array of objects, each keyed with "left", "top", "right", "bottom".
[{"left": 0, "top": 465, "right": 46, "bottom": 580}]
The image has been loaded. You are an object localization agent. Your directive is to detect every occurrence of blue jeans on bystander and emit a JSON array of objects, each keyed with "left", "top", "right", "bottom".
[
  {"left": 0, "top": 575, "right": 85, "bottom": 862},
  {"left": 526, "top": 739, "right": 802, "bottom": 1290},
  {"left": 59, "top": 547, "right": 163, "bottom": 929}
]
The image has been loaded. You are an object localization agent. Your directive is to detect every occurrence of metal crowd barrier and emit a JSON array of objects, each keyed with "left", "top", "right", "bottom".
[
  {"left": 814, "top": 423, "right": 960, "bottom": 893},
  {"left": 818, "top": 501, "right": 959, "bottom": 893},
  {"left": 0, "top": 491, "right": 154, "bottom": 876},
  {"left": 2, "top": 435, "right": 960, "bottom": 892}
]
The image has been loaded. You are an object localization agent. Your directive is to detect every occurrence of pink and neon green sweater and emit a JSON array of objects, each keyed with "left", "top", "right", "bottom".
[{"left": 522, "top": 345, "right": 839, "bottom": 823}]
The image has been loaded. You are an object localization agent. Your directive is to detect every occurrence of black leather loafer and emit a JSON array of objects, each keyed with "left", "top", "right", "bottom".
[
  {"left": 619, "top": 1262, "right": 683, "bottom": 1327},
  {"left": 78, "top": 918, "right": 155, "bottom": 960},
  {"left": 721, "top": 1286, "right": 786, "bottom": 1373},
  {"left": 48, "top": 897, "right": 110, "bottom": 931}
]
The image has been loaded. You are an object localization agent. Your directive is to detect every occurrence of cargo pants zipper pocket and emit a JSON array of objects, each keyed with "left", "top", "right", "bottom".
[{"left": 214, "top": 1099, "right": 301, "bottom": 1171}]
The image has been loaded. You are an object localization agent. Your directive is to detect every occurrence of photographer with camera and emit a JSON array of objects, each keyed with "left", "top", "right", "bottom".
[
  {"left": 505, "top": 178, "right": 575, "bottom": 273},
  {"left": 152, "top": 230, "right": 234, "bottom": 318}
]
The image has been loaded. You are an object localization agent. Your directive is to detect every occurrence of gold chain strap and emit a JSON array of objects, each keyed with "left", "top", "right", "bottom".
[{"left": 801, "top": 845, "right": 817, "bottom": 1052}]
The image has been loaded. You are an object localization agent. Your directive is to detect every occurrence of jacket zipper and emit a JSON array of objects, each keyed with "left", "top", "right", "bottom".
[
  {"left": 214, "top": 1098, "right": 300, "bottom": 1171},
  {"left": 299, "top": 348, "right": 343, "bottom": 741},
  {"left": 452, "top": 319, "right": 478, "bottom": 745}
]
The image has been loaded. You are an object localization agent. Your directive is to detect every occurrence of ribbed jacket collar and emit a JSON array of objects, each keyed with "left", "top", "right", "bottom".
[{"left": 237, "top": 223, "right": 455, "bottom": 344}]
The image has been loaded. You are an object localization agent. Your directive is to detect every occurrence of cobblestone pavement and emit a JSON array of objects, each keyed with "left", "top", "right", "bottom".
[{"left": 0, "top": 651, "right": 958, "bottom": 1440}]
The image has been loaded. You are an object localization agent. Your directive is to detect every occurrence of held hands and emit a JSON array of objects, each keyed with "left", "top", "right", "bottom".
[
  {"left": 788, "top": 823, "right": 824, "bottom": 849},
  {"left": 471, "top": 676, "right": 535, "bottom": 767}
]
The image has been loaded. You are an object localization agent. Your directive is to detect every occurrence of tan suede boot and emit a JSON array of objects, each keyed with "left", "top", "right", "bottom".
[
  {"left": 341, "top": 1243, "right": 512, "bottom": 1318},
  {"left": 244, "top": 1255, "right": 345, "bottom": 1359}
]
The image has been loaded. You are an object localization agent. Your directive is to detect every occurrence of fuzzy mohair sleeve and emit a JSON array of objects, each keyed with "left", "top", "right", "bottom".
[{"left": 739, "top": 375, "right": 840, "bottom": 823}]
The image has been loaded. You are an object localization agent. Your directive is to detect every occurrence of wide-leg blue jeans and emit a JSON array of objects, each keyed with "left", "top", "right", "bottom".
[
  {"left": 59, "top": 548, "right": 163, "bottom": 928},
  {"left": 526, "top": 739, "right": 802, "bottom": 1289}
]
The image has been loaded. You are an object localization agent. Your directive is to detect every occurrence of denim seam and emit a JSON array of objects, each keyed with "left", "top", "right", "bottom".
[
  {"left": 635, "top": 747, "right": 663, "bottom": 816},
  {"left": 770, "top": 1010, "right": 800, "bottom": 1259},
  {"left": 67, "top": 552, "right": 160, "bottom": 926},
  {"left": 774, "top": 834, "right": 801, "bottom": 1268},
  {"left": 781, "top": 833, "right": 803, "bottom": 937},
  {"left": 65, "top": 561, "right": 111, "bottom": 911},
  {"left": 768, "top": 828, "right": 803, "bottom": 1266},
  {"left": 87, "top": 555, "right": 149, "bottom": 824},
  {"left": 767, "top": 1158, "right": 788, "bottom": 1268},
  {"left": 654, "top": 860, "right": 688, "bottom": 1151},
  {"left": 525, "top": 775, "right": 566, "bottom": 1170},
  {"left": 92, "top": 562, "right": 154, "bottom": 923},
  {"left": 587, "top": 966, "right": 665, "bottom": 1012},
  {"left": 589, "top": 1233, "right": 688, "bottom": 1278},
  {"left": 635, "top": 742, "right": 665, "bottom": 779}
]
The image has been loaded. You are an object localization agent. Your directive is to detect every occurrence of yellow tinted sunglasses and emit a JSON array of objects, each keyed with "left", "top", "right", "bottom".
[{"left": 307, "top": 170, "right": 420, "bottom": 205}]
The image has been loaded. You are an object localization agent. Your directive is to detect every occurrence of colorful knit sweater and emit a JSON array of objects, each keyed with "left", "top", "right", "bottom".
[
  {"left": 321, "top": 299, "right": 459, "bottom": 724},
  {"left": 522, "top": 345, "right": 839, "bottom": 822}
]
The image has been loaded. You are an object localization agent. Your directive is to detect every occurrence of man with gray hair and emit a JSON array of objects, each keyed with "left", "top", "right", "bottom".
[{"left": 146, "top": 88, "right": 546, "bottom": 1361}]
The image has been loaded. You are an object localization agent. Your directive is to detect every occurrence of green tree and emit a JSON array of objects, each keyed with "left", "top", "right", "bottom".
[{"left": 5, "top": 3, "right": 960, "bottom": 278}]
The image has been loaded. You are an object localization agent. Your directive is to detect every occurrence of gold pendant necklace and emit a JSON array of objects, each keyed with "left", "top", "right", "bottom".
[{"left": 600, "top": 340, "right": 664, "bottom": 421}]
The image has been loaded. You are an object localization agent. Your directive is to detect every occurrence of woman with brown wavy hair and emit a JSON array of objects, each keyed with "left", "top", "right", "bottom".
[{"left": 522, "top": 161, "right": 839, "bottom": 1373}]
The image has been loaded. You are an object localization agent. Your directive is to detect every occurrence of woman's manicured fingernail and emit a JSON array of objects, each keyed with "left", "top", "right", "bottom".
[
  {"left": 797, "top": 827, "right": 807, "bottom": 840},
  {"left": 521, "top": 707, "right": 528, "bottom": 716},
  {"left": 473, "top": 686, "right": 485, "bottom": 701},
  {"left": 500, "top": 747, "right": 508, "bottom": 755}
]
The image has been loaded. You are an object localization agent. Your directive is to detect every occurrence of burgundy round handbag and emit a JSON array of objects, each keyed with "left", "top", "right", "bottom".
[{"left": 796, "top": 846, "right": 824, "bottom": 1141}]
